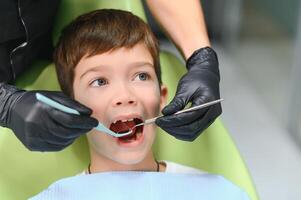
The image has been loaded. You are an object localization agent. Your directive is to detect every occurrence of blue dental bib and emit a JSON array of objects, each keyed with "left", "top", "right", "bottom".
[{"left": 30, "top": 172, "right": 250, "bottom": 200}]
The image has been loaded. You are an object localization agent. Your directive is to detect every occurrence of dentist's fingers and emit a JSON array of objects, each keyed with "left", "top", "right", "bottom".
[
  {"left": 156, "top": 103, "right": 221, "bottom": 141},
  {"left": 49, "top": 109, "right": 98, "bottom": 129}
]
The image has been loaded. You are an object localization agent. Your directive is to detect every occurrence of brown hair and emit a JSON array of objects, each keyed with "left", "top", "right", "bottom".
[{"left": 54, "top": 9, "right": 161, "bottom": 97}]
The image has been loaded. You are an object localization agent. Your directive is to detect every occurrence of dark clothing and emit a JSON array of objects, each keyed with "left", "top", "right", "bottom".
[{"left": 0, "top": 0, "right": 60, "bottom": 83}]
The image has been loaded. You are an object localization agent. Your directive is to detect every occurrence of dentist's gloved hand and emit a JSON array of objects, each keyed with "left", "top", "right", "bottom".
[
  {"left": 155, "top": 47, "right": 222, "bottom": 141},
  {"left": 0, "top": 83, "right": 98, "bottom": 151}
]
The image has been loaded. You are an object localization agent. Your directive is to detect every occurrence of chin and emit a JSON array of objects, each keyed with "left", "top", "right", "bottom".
[{"left": 112, "top": 150, "right": 149, "bottom": 165}]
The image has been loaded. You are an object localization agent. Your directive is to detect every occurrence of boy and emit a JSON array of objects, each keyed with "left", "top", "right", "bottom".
[
  {"left": 31, "top": 9, "right": 250, "bottom": 199},
  {"left": 53, "top": 9, "right": 201, "bottom": 174}
]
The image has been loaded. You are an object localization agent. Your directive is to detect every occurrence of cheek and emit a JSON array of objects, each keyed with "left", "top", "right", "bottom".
[
  {"left": 87, "top": 129, "right": 113, "bottom": 152},
  {"left": 138, "top": 85, "right": 161, "bottom": 117},
  {"left": 74, "top": 87, "right": 109, "bottom": 122}
]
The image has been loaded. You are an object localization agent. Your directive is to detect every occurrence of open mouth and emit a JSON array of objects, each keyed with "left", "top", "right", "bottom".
[{"left": 109, "top": 118, "right": 144, "bottom": 143}]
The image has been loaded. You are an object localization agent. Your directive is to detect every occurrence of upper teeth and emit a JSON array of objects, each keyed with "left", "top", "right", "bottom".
[{"left": 114, "top": 118, "right": 134, "bottom": 124}]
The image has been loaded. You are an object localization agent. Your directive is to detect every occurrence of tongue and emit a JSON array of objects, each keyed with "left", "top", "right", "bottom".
[{"left": 110, "top": 121, "right": 136, "bottom": 133}]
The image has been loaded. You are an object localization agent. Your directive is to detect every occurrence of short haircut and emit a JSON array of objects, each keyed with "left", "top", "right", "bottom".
[{"left": 54, "top": 9, "right": 161, "bottom": 97}]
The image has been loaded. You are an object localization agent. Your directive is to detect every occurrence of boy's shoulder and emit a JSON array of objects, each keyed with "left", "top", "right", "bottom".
[{"left": 163, "top": 160, "right": 207, "bottom": 174}]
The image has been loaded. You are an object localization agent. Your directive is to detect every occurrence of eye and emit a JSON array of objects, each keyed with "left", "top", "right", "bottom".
[
  {"left": 90, "top": 78, "right": 108, "bottom": 87},
  {"left": 134, "top": 72, "right": 150, "bottom": 81}
]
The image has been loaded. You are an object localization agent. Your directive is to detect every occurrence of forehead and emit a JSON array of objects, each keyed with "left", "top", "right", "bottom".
[{"left": 75, "top": 43, "right": 154, "bottom": 76}]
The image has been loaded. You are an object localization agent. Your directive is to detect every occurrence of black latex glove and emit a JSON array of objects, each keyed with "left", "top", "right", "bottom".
[
  {"left": 0, "top": 83, "right": 98, "bottom": 151},
  {"left": 155, "top": 47, "right": 222, "bottom": 141}
]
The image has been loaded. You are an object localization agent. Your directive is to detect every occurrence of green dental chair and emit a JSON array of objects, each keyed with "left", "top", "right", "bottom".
[{"left": 0, "top": 0, "right": 259, "bottom": 200}]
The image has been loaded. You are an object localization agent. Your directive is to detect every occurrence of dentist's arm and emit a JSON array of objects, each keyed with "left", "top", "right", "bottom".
[
  {"left": 147, "top": 0, "right": 222, "bottom": 141},
  {"left": 0, "top": 83, "right": 98, "bottom": 151},
  {"left": 146, "top": 0, "right": 210, "bottom": 58}
]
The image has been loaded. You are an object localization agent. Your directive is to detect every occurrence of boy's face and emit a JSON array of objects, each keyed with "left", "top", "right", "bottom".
[{"left": 73, "top": 43, "right": 167, "bottom": 165}]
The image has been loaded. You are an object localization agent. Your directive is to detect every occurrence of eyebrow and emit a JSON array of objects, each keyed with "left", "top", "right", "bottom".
[
  {"left": 129, "top": 61, "right": 153, "bottom": 68},
  {"left": 80, "top": 66, "right": 103, "bottom": 79},
  {"left": 79, "top": 61, "right": 153, "bottom": 79}
]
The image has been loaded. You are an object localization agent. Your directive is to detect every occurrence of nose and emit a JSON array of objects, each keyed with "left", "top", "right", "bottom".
[{"left": 112, "top": 85, "right": 137, "bottom": 107}]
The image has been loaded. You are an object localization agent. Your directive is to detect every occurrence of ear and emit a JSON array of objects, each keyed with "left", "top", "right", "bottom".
[{"left": 159, "top": 84, "right": 168, "bottom": 113}]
